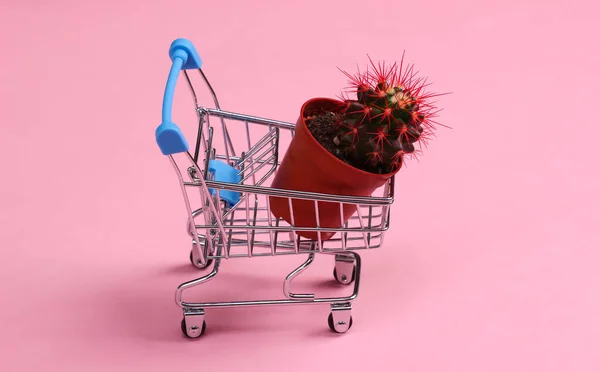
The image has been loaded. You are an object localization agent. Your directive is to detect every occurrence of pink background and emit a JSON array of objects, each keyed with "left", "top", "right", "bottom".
[{"left": 1, "top": 0, "right": 599, "bottom": 371}]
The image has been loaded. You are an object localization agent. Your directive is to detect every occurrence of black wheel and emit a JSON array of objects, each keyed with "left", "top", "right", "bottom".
[
  {"left": 333, "top": 266, "right": 356, "bottom": 285},
  {"left": 181, "top": 318, "right": 206, "bottom": 339},
  {"left": 189, "top": 250, "right": 213, "bottom": 269},
  {"left": 328, "top": 312, "right": 353, "bottom": 333}
]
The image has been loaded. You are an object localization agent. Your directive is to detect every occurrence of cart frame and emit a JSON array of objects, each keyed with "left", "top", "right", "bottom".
[{"left": 155, "top": 39, "right": 396, "bottom": 338}]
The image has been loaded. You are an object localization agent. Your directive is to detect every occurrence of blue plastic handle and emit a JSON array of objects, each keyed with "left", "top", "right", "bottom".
[
  {"left": 208, "top": 160, "right": 242, "bottom": 207},
  {"left": 155, "top": 38, "right": 203, "bottom": 155},
  {"left": 156, "top": 40, "right": 242, "bottom": 206}
]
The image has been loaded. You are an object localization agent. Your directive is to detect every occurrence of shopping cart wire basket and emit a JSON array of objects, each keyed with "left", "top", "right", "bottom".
[{"left": 155, "top": 38, "right": 396, "bottom": 338}]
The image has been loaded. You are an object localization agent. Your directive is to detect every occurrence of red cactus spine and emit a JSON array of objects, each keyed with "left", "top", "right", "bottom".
[{"left": 329, "top": 56, "right": 444, "bottom": 174}]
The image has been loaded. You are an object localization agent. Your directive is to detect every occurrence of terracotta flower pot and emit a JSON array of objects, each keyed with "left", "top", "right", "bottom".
[{"left": 269, "top": 98, "right": 399, "bottom": 241}]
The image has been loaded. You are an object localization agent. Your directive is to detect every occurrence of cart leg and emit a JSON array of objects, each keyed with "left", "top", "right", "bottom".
[
  {"left": 328, "top": 302, "right": 353, "bottom": 333},
  {"left": 283, "top": 253, "right": 316, "bottom": 299},
  {"left": 190, "top": 239, "right": 213, "bottom": 269},
  {"left": 333, "top": 253, "right": 356, "bottom": 285},
  {"left": 181, "top": 308, "right": 207, "bottom": 339}
]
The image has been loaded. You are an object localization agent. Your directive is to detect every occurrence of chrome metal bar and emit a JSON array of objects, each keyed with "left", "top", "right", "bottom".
[
  {"left": 216, "top": 155, "right": 279, "bottom": 165},
  {"left": 176, "top": 257, "right": 222, "bottom": 305},
  {"left": 203, "top": 123, "right": 214, "bottom": 178},
  {"left": 205, "top": 245, "right": 380, "bottom": 259},
  {"left": 214, "top": 189, "right": 229, "bottom": 258},
  {"left": 228, "top": 217, "right": 273, "bottom": 224},
  {"left": 198, "top": 69, "right": 236, "bottom": 162},
  {"left": 178, "top": 252, "right": 362, "bottom": 309},
  {"left": 221, "top": 210, "right": 377, "bottom": 226},
  {"left": 169, "top": 155, "right": 208, "bottom": 266},
  {"left": 224, "top": 200, "right": 236, "bottom": 257},
  {"left": 239, "top": 143, "right": 276, "bottom": 177},
  {"left": 218, "top": 193, "right": 250, "bottom": 222},
  {"left": 182, "top": 297, "right": 350, "bottom": 308},
  {"left": 236, "top": 128, "right": 277, "bottom": 167},
  {"left": 218, "top": 156, "right": 279, "bottom": 168},
  {"left": 339, "top": 203, "right": 347, "bottom": 251},
  {"left": 183, "top": 71, "right": 207, "bottom": 166},
  {"left": 265, "top": 195, "right": 276, "bottom": 256},
  {"left": 183, "top": 70, "right": 199, "bottom": 108},
  {"left": 380, "top": 205, "right": 391, "bottom": 246},
  {"left": 314, "top": 200, "right": 323, "bottom": 252},
  {"left": 288, "top": 197, "right": 299, "bottom": 254},
  {"left": 202, "top": 107, "right": 295, "bottom": 129},
  {"left": 197, "top": 182, "right": 213, "bottom": 257},
  {"left": 244, "top": 120, "right": 257, "bottom": 186},
  {"left": 273, "top": 218, "right": 281, "bottom": 255},
  {"left": 367, "top": 206, "right": 373, "bottom": 246},
  {"left": 183, "top": 180, "right": 393, "bottom": 205},
  {"left": 225, "top": 205, "right": 382, "bottom": 220},
  {"left": 221, "top": 233, "right": 384, "bottom": 246},
  {"left": 240, "top": 154, "right": 276, "bottom": 183},
  {"left": 283, "top": 253, "right": 316, "bottom": 299},
  {"left": 192, "top": 224, "right": 387, "bottom": 234},
  {"left": 252, "top": 165, "right": 277, "bottom": 189},
  {"left": 194, "top": 111, "right": 207, "bottom": 165},
  {"left": 184, "top": 152, "right": 230, "bottom": 250},
  {"left": 206, "top": 233, "right": 384, "bottom": 251},
  {"left": 250, "top": 196, "right": 259, "bottom": 256},
  {"left": 355, "top": 207, "right": 370, "bottom": 249},
  {"left": 245, "top": 189, "right": 252, "bottom": 257}
]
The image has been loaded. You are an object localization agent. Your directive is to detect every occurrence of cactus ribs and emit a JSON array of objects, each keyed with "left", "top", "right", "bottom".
[{"left": 304, "top": 56, "right": 444, "bottom": 175}]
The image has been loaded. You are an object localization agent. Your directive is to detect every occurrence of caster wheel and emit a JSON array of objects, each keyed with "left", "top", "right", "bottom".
[
  {"left": 181, "top": 318, "right": 206, "bottom": 339},
  {"left": 328, "top": 312, "right": 353, "bottom": 333},
  {"left": 190, "top": 250, "right": 213, "bottom": 269},
  {"left": 333, "top": 266, "right": 356, "bottom": 285}
]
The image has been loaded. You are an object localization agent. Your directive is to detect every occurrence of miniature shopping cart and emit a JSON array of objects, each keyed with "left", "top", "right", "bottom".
[{"left": 155, "top": 39, "right": 395, "bottom": 338}]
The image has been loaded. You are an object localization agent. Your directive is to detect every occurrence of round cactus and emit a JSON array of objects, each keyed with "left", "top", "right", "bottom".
[{"left": 326, "top": 56, "right": 444, "bottom": 174}]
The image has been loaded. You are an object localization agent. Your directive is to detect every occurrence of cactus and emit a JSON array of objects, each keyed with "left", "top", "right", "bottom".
[{"left": 306, "top": 56, "right": 443, "bottom": 174}]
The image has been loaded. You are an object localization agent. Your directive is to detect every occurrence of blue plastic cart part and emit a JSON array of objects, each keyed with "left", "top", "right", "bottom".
[
  {"left": 156, "top": 38, "right": 203, "bottom": 155},
  {"left": 208, "top": 160, "right": 242, "bottom": 207}
]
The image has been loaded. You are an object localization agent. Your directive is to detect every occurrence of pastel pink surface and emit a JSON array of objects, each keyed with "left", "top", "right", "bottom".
[{"left": 1, "top": 1, "right": 599, "bottom": 371}]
